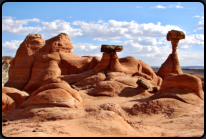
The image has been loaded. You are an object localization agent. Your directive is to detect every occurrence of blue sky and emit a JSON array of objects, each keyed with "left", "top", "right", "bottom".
[{"left": 2, "top": 2, "right": 204, "bottom": 66}]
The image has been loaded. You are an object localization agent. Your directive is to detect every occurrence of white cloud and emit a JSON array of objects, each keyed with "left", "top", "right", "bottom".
[
  {"left": 2, "top": 18, "right": 42, "bottom": 35},
  {"left": 152, "top": 2, "right": 184, "bottom": 9},
  {"left": 136, "top": 6, "right": 143, "bottom": 8},
  {"left": 2, "top": 18, "right": 184, "bottom": 40},
  {"left": 196, "top": 16, "right": 204, "bottom": 29},
  {"left": 72, "top": 20, "right": 183, "bottom": 39},
  {"left": 2, "top": 16, "right": 16, "bottom": 19},
  {"left": 179, "top": 34, "right": 204, "bottom": 48},
  {"left": 193, "top": 15, "right": 201, "bottom": 18},
  {"left": 94, "top": 38, "right": 107, "bottom": 41},
  {"left": 2, "top": 40, "right": 23, "bottom": 49},
  {"left": 152, "top": 5, "right": 166, "bottom": 9},
  {"left": 41, "top": 20, "right": 83, "bottom": 37},
  {"left": 110, "top": 40, "right": 122, "bottom": 43},
  {"left": 97, "top": 19, "right": 104, "bottom": 23}
]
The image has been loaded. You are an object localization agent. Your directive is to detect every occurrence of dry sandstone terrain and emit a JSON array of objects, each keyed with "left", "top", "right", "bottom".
[{"left": 2, "top": 31, "right": 204, "bottom": 137}]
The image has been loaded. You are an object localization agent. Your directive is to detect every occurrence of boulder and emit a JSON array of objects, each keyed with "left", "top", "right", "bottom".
[
  {"left": 101, "top": 45, "right": 123, "bottom": 53},
  {"left": 89, "top": 80, "right": 129, "bottom": 97},
  {"left": 2, "top": 87, "right": 29, "bottom": 108},
  {"left": 152, "top": 73, "right": 204, "bottom": 106},
  {"left": 21, "top": 78, "right": 83, "bottom": 108},
  {"left": 136, "top": 79, "right": 150, "bottom": 90},
  {"left": 5, "top": 34, "right": 45, "bottom": 90},
  {"left": 2, "top": 93, "right": 16, "bottom": 112},
  {"left": 118, "top": 56, "right": 142, "bottom": 76}
]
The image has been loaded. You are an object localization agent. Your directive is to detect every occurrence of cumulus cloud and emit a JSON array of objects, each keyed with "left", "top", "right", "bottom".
[
  {"left": 179, "top": 34, "right": 204, "bottom": 48},
  {"left": 196, "top": 16, "right": 204, "bottom": 29},
  {"left": 72, "top": 42, "right": 101, "bottom": 57},
  {"left": 71, "top": 20, "right": 183, "bottom": 39},
  {"left": 2, "top": 40, "right": 23, "bottom": 56},
  {"left": 2, "top": 17, "right": 184, "bottom": 40},
  {"left": 2, "top": 40, "right": 23, "bottom": 49},
  {"left": 2, "top": 18, "right": 42, "bottom": 35},
  {"left": 152, "top": 2, "right": 184, "bottom": 9},
  {"left": 152, "top": 5, "right": 166, "bottom": 9},
  {"left": 41, "top": 20, "right": 83, "bottom": 38}
]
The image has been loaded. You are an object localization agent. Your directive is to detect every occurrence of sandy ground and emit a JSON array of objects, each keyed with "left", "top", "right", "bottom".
[
  {"left": 2, "top": 89, "right": 204, "bottom": 137},
  {"left": 2, "top": 70, "right": 204, "bottom": 137}
]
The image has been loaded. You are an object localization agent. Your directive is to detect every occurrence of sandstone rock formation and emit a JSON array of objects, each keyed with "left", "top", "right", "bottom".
[
  {"left": 2, "top": 32, "right": 204, "bottom": 137},
  {"left": 2, "top": 87, "right": 29, "bottom": 112},
  {"left": 157, "top": 30, "right": 185, "bottom": 79},
  {"left": 5, "top": 34, "right": 45, "bottom": 90},
  {"left": 20, "top": 78, "right": 83, "bottom": 108},
  {"left": 151, "top": 73, "right": 204, "bottom": 106}
]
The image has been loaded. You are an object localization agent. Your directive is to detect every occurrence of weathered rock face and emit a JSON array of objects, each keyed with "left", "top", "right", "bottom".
[
  {"left": 2, "top": 87, "right": 29, "bottom": 112},
  {"left": 5, "top": 34, "right": 45, "bottom": 90},
  {"left": 101, "top": 45, "right": 123, "bottom": 53},
  {"left": 21, "top": 78, "right": 83, "bottom": 108},
  {"left": 151, "top": 73, "right": 204, "bottom": 106},
  {"left": 156, "top": 52, "right": 183, "bottom": 79},
  {"left": 157, "top": 30, "right": 185, "bottom": 79}
]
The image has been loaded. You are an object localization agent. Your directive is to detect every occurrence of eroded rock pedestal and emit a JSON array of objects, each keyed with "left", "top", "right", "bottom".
[{"left": 157, "top": 30, "right": 185, "bottom": 79}]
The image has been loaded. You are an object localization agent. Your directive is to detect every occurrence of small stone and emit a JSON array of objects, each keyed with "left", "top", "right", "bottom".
[
  {"left": 153, "top": 86, "right": 160, "bottom": 92},
  {"left": 2, "top": 119, "right": 9, "bottom": 122},
  {"left": 136, "top": 79, "right": 150, "bottom": 90}
]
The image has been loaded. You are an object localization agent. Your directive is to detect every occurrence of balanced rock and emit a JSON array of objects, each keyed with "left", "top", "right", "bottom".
[
  {"left": 101, "top": 45, "right": 123, "bottom": 53},
  {"left": 157, "top": 30, "right": 185, "bottom": 79}
]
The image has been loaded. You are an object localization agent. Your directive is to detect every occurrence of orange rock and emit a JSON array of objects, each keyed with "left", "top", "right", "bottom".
[
  {"left": 152, "top": 73, "right": 204, "bottom": 106},
  {"left": 59, "top": 54, "right": 93, "bottom": 75},
  {"left": 109, "top": 52, "right": 124, "bottom": 72},
  {"left": 22, "top": 57, "right": 61, "bottom": 94},
  {"left": 90, "top": 80, "right": 129, "bottom": 97},
  {"left": 88, "top": 56, "right": 102, "bottom": 70},
  {"left": 58, "top": 69, "right": 96, "bottom": 84},
  {"left": 2, "top": 87, "right": 29, "bottom": 108},
  {"left": 21, "top": 79, "right": 83, "bottom": 108},
  {"left": 93, "top": 53, "right": 112, "bottom": 73},
  {"left": 5, "top": 34, "right": 45, "bottom": 90},
  {"left": 22, "top": 33, "right": 80, "bottom": 93},
  {"left": 156, "top": 52, "right": 183, "bottom": 79},
  {"left": 73, "top": 71, "right": 106, "bottom": 87},
  {"left": 140, "top": 60, "right": 162, "bottom": 86},
  {"left": 2, "top": 93, "right": 16, "bottom": 112}
]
